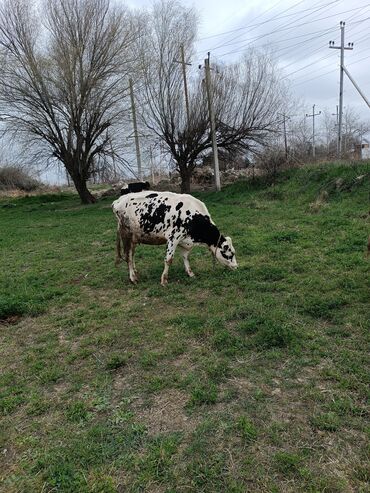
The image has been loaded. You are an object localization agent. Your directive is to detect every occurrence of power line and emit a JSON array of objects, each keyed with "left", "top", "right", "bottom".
[
  {"left": 209, "top": 0, "right": 340, "bottom": 52},
  {"left": 198, "top": 0, "right": 309, "bottom": 41},
  {"left": 215, "top": 5, "right": 367, "bottom": 58}
]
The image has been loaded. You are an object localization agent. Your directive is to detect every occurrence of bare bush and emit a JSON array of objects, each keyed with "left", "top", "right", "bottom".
[
  {"left": 0, "top": 166, "right": 40, "bottom": 191},
  {"left": 256, "top": 149, "right": 290, "bottom": 181}
]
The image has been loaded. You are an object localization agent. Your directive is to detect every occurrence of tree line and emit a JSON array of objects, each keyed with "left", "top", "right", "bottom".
[{"left": 3, "top": 0, "right": 365, "bottom": 203}]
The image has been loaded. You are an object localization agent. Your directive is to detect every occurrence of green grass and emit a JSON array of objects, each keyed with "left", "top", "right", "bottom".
[{"left": 0, "top": 161, "right": 369, "bottom": 492}]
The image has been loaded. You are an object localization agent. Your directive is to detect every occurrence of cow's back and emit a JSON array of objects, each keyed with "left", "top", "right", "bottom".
[{"left": 112, "top": 191, "right": 211, "bottom": 242}]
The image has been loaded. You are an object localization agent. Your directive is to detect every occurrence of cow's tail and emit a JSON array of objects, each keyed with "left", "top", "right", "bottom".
[{"left": 115, "top": 225, "right": 123, "bottom": 266}]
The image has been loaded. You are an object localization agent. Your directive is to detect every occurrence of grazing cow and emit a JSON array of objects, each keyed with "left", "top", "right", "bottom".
[
  {"left": 112, "top": 191, "right": 237, "bottom": 285},
  {"left": 120, "top": 181, "right": 150, "bottom": 196}
]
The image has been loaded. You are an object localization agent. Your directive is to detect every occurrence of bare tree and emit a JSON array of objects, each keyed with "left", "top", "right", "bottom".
[
  {"left": 287, "top": 115, "right": 312, "bottom": 160},
  {"left": 0, "top": 0, "right": 138, "bottom": 203},
  {"left": 137, "top": 0, "right": 288, "bottom": 193},
  {"left": 321, "top": 109, "right": 337, "bottom": 157},
  {"left": 341, "top": 107, "right": 370, "bottom": 156}
]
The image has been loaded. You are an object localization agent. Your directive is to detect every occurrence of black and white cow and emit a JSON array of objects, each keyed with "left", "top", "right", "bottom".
[{"left": 112, "top": 191, "right": 237, "bottom": 285}]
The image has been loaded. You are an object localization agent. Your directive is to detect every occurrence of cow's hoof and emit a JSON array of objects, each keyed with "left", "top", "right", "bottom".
[
  {"left": 161, "top": 277, "right": 168, "bottom": 286},
  {"left": 129, "top": 276, "right": 138, "bottom": 284},
  {"left": 187, "top": 270, "right": 195, "bottom": 278}
]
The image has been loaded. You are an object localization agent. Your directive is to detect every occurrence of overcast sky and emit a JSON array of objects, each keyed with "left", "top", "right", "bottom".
[
  {"left": 39, "top": 0, "right": 370, "bottom": 182},
  {"left": 128, "top": 0, "right": 370, "bottom": 120}
]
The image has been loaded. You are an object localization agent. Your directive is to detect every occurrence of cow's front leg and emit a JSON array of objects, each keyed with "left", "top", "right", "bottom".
[
  {"left": 178, "top": 245, "right": 194, "bottom": 278},
  {"left": 161, "top": 240, "right": 177, "bottom": 286}
]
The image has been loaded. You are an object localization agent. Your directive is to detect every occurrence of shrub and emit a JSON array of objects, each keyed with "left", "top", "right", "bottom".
[
  {"left": 0, "top": 166, "right": 40, "bottom": 191},
  {"left": 256, "top": 149, "right": 295, "bottom": 181}
]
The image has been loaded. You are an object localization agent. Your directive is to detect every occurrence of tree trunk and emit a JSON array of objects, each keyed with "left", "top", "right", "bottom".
[
  {"left": 71, "top": 172, "right": 96, "bottom": 204},
  {"left": 180, "top": 172, "right": 191, "bottom": 193},
  {"left": 179, "top": 163, "right": 193, "bottom": 194}
]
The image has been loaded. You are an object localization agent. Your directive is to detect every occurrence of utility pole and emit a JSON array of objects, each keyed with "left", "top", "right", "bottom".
[
  {"left": 305, "top": 104, "right": 321, "bottom": 159},
  {"left": 129, "top": 78, "right": 142, "bottom": 180},
  {"left": 174, "top": 45, "right": 192, "bottom": 127},
  {"left": 278, "top": 113, "right": 290, "bottom": 159},
  {"left": 329, "top": 21, "right": 353, "bottom": 158},
  {"left": 204, "top": 53, "right": 221, "bottom": 191}
]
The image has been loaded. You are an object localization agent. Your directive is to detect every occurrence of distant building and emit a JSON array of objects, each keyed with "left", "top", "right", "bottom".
[{"left": 354, "top": 138, "right": 370, "bottom": 160}]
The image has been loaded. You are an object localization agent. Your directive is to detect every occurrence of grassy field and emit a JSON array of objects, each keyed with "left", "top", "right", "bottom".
[{"left": 0, "top": 162, "right": 369, "bottom": 493}]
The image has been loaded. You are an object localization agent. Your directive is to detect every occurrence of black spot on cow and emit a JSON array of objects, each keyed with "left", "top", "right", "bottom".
[
  {"left": 175, "top": 201, "right": 183, "bottom": 211},
  {"left": 186, "top": 210, "right": 191, "bottom": 215},
  {"left": 146, "top": 193, "right": 158, "bottom": 198},
  {"left": 174, "top": 213, "right": 183, "bottom": 230},
  {"left": 139, "top": 203, "right": 171, "bottom": 234},
  {"left": 220, "top": 246, "right": 233, "bottom": 260},
  {"left": 184, "top": 213, "right": 224, "bottom": 247}
]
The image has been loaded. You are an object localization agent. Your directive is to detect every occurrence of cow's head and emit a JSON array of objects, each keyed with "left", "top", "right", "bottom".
[{"left": 214, "top": 236, "right": 238, "bottom": 270}]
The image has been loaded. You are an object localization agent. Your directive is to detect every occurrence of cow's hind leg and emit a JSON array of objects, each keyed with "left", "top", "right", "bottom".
[
  {"left": 161, "top": 240, "right": 177, "bottom": 286},
  {"left": 127, "top": 239, "right": 138, "bottom": 284},
  {"left": 178, "top": 245, "right": 194, "bottom": 278}
]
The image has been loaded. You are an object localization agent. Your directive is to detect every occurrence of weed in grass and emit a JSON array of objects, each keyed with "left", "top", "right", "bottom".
[
  {"left": 188, "top": 382, "right": 218, "bottom": 407},
  {"left": 311, "top": 412, "right": 341, "bottom": 431},
  {"left": 42, "top": 460, "right": 87, "bottom": 492},
  {"left": 327, "top": 396, "right": 361, "bottom": 416},
  {"left": 39, "top": 366, "right": 64, "bottom": 384},
  {"left": 255, "top": 265, "right": 285, "bottom": 281},
  {"left": 303, "top": 295, "right": 347, "bottom": 320},
  {"left": 134, "top": 434, "right": 181, "bottom": 487},
  {"left": 354, "top": 464, "right": 369, "bottom": 483},
  {"left": 89, "top": 475, "right": 117, "bottom": 493},
  {"left": 253, "top": 322, "right": 298, "bottom": 349},
  {"left": 0, "top": 388, "right": 25, "bottom": 415},
  {"left": 105, "top": 353, "right": 129, "bottom": 371},
  {"left": 139, "top": 350, "right": 161, "bottom": 369},
  {"left": 65, "top": 401, "right": 90, "bottom": 423},
  {"left": 203, "top": 357, "right": 230, "bottom": 383},
  {"left": 237, "top": 313, "right": 269, "bottom": 335},
  {"left": 26, "top": 392, "right": 50, "bottom": 416},
  {"left": 170, "top": 314, "right": 207, "bottom": 338},
  {"left": 144, "top": 374, "right": 179, "bottom": 393},
  {"left": 273, "top": 451, "right": 302, "bottom": 475},
  {"left": 211, "top": 328, "right": 243, "bottom": 354},
  {"left": 271, "top": 230, "right": 299, "bottom": 243},
  {"left": 235, "top": 416, "right": 258, "bottom": 443}
]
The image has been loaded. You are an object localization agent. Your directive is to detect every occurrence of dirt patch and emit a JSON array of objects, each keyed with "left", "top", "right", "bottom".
[
  {"left": 0, "top": 314, "right": 23, "bottom": 325},
  {"left": 134, "top": 389, "right": 199, "bottom": 435}
]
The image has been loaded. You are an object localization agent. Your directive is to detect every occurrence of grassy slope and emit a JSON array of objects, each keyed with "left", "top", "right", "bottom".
[{"left": 0, "top": 162, "right": 369, "bottom": 493}]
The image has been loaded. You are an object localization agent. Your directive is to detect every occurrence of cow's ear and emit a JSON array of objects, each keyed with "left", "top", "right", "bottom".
[{"left": 225, "top": 236, "right": 233, "bottom": 246}]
